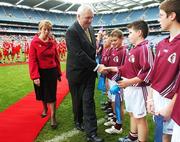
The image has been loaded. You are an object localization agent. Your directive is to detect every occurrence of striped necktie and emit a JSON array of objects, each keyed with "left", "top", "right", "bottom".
[{"left": 85, "top": 29, "right": 92, "bottom": 43}]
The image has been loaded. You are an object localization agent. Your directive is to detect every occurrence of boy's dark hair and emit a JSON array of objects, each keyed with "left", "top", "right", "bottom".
[
  {"left": 127, "top": 20, "right": 149, "bottom": 38},
  {"left": 160, "top": 0, "right": 180, "bottom": 23},
  {"left": 110, "top": 29, "right": 123, "bottom": 38}
]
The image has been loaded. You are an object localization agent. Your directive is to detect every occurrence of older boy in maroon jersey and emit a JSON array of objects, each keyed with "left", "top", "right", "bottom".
[{"left": 146, "top": 0, "right": 180, "bottom": 142}]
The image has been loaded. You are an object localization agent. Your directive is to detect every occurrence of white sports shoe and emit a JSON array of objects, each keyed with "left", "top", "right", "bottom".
[
  {"left": 118, "top": 136, "right": 137, "bottom": 142},
  {"left": 108, "top": 113, "right": 114, "bottom": 117},
  {"left": 105, "top": 126, "right": 123, "bottom": 134},
  {"left": 104, "top": 120, "right": 115, "bottom": 127},
  {"left": 107, "top": 116, "right": 113, "bottom": 121}
]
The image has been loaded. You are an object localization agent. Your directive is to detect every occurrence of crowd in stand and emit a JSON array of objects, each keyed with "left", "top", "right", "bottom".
[{"left": 0, "top": 35, "right": 67, "bottom": 64}]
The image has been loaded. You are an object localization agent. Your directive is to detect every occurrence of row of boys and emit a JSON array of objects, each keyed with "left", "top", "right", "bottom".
[{"left": 98, "top": 0, "right": 179, "bottom": 141}]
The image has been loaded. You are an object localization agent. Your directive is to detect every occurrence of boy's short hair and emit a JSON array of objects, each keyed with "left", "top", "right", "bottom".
[
  {"left": 127, "top": 20, "right": 149, "bottom": 38},
  {"left": 38, "top": 20, "right": 52, "bottom": 30},
  {"left": 160, "top": 0, "right": 180, "bottom": 23},
  {"left": 110, "top": 29, "right": 123, "bottom": 38}
]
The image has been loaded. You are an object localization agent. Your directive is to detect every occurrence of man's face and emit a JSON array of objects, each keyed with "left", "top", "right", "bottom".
[
  {"left": 159, "top": 9, "right": 172, "bottom": 31},
  {"left": 78, "top": 10, "right": 94, "bottom": 29}
]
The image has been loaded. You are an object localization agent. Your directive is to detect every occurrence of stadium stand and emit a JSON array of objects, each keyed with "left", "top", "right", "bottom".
[{"left": 0, "top": 5, "right": 168, "bottom": 43}]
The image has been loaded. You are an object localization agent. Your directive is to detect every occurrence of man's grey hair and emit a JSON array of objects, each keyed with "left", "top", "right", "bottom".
[{"left": 77, "top": 5, "right": 94, "bottom": 16}]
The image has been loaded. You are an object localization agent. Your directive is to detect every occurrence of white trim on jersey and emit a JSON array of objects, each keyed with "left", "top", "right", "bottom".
[{"left": 161, "top": 71, "right": 180, "bottom": 97}]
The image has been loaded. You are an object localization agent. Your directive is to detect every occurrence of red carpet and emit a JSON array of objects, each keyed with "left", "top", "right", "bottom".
[{"left": 0, "top": 72, "right": 69, "bottom": 142}]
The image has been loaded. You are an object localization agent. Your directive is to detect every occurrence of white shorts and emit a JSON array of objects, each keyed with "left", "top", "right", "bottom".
[
  {"left": 171, "top": 122, "right": 180, "bottom": 142},
  {"left": 107, "top": 90, "right": 111, "bottom": 100},
  {"left": 123, "top": 86, "right": 148, "bottom": 118},
  {"left": 107, "top": 79, "right": 118, "bottom": 102},
  {"left": 151, "top": 88, "right": 174, "bottom": 134}
]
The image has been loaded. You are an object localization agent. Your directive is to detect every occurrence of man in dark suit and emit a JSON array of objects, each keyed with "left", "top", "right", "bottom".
[{"left": 65, "top": 5, "right": 105, "bottom": 142}]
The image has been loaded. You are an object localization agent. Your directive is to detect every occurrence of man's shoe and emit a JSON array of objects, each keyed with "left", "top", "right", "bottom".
[
  {"left": 105, "top": 126, "right": 123, "bottom": 134},
  {"left": 118, "top": 136, "right": 137, "bottom": 142},
  {"left": 87, "top": 135, "right": 104, "bottom": 142},
  {"left": 75, "top": 123, "right": 84, "bottom": 131},
  {"left": 80, "top": 123, "right": 84, "bottom": 131}
]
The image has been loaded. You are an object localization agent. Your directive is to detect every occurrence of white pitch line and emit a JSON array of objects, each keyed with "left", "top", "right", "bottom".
[{"left": 45, "top": 118, "right": 105, "bottom": 142}]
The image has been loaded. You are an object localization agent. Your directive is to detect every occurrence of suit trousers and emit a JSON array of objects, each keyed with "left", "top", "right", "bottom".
[{"left": 68, "top": 73, "right": 97, "bottom": 136}]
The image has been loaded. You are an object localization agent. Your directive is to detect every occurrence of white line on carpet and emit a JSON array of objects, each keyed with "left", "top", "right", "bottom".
[{"left": 45, "top": 118, "right": 105, "bottom": 142}]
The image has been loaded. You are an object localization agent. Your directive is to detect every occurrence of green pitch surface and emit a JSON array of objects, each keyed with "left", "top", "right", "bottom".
[{"left": 0, "top": 63, "right": 155, "bottom": 142}]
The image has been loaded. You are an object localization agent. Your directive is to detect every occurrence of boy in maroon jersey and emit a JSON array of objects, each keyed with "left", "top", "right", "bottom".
[
  {"left": 146, "top": 0, "right": 180, "bottom": 142},
  {"left": 99, "top": 32, "right": 112, "bottom": 110},
  {"left": 106, "top": 20, "right": 154, "bottom": 142},
  {"left": 104, "top": 29, "right": 127, "bottom": 134},
  {"left": 101, "top": 32, "right": 112, "bottom": 67}
]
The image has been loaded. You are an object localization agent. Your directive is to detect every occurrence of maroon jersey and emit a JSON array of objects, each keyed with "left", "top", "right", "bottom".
[
  {"left": 119, "top": 40, "right": 154, "bottom": 86},
  {"left": 107, "top": 46, "right": 127, "bottom": 80},
  {"left": 101, "top": 47, "right": 111, "bottom": 66},
  {"left": 148, "top": 34, "right": 180, "bottom": 99}
]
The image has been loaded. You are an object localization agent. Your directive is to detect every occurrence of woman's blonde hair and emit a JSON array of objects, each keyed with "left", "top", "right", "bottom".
[{"left": 38, "top": 20, "right": 52, "bottom": 30}]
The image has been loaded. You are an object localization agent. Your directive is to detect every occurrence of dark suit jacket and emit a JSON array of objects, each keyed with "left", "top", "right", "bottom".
[{"left": 65, "top": 21, "right": 97, "bottom": 84}]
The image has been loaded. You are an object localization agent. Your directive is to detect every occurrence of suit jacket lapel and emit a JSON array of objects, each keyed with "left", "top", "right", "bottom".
[{"left": 75, "top": 21, "right": 96, "bottom": 48}]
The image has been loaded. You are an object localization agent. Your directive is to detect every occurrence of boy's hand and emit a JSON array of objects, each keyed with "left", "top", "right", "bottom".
[
  {"left": 147, "top": 99, "right": 155, "bottom": 115},
  {"left": 118, "top": 79, "right": 131, "bottom": 88},
  {"left": 156, "top": 105, "right": 172, "bottom": 120}
]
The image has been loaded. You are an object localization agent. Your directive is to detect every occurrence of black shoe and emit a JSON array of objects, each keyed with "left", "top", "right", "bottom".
[
  {"left": 41, "top": 113, "right": 47, "bottom": 118},
  {"left": 87, "top": 135, "right": 104, "bottom": 142},
  {"left": 101, "top": 101, "right": 109, "bottom": 106},
  {"left": 104, "top": 108, "right": 112, "bottom": 114},
  {"left": 80, "top": 123, "right": 84, "bottom": 131},
  {"left": 51, "top": 123, "right": 57, "bottom": 129},
  {"left": 75, "top": 122, "right": 84, "bottom": 131},
  {"left": 101, "top": 106, "right": 108, "bottom": 110}
]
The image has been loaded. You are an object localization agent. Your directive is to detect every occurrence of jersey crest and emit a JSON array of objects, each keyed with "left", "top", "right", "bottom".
[
  {"left": 113, "top": 56, "right": 119, "bottom": 62},
  {"left": 128, "top": 54, "right": 135, "bottom": 63},
  {"left": 168, "top": 52, "right": 176, "bottom": 64}
]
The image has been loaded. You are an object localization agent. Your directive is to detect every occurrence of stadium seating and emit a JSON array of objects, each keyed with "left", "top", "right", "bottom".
[{"left": 0, "top": 5, "right": 168, "bottom": 39}]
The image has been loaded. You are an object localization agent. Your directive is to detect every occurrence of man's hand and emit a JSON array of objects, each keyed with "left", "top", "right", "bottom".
[
  {"left": 97, "top": 64, "right": 108, "bottom": 74},
  {"left": 57, "top": 77, "right": 61, "bottom": 82},
  {"left": 105, "top": 66, "right": 118, "bottom": 73},
  {"left": 34, "top": 78, "right": 40, "bottom": 86}
]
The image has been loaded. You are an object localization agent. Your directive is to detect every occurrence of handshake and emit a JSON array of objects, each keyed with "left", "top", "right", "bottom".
[{"left": 97, "top": 64, "right": 119, "bottom": 74}]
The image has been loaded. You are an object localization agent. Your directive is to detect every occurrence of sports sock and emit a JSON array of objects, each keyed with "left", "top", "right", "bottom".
[{"left": 128, "top": 131, "right": 138, "bottom": 141}]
